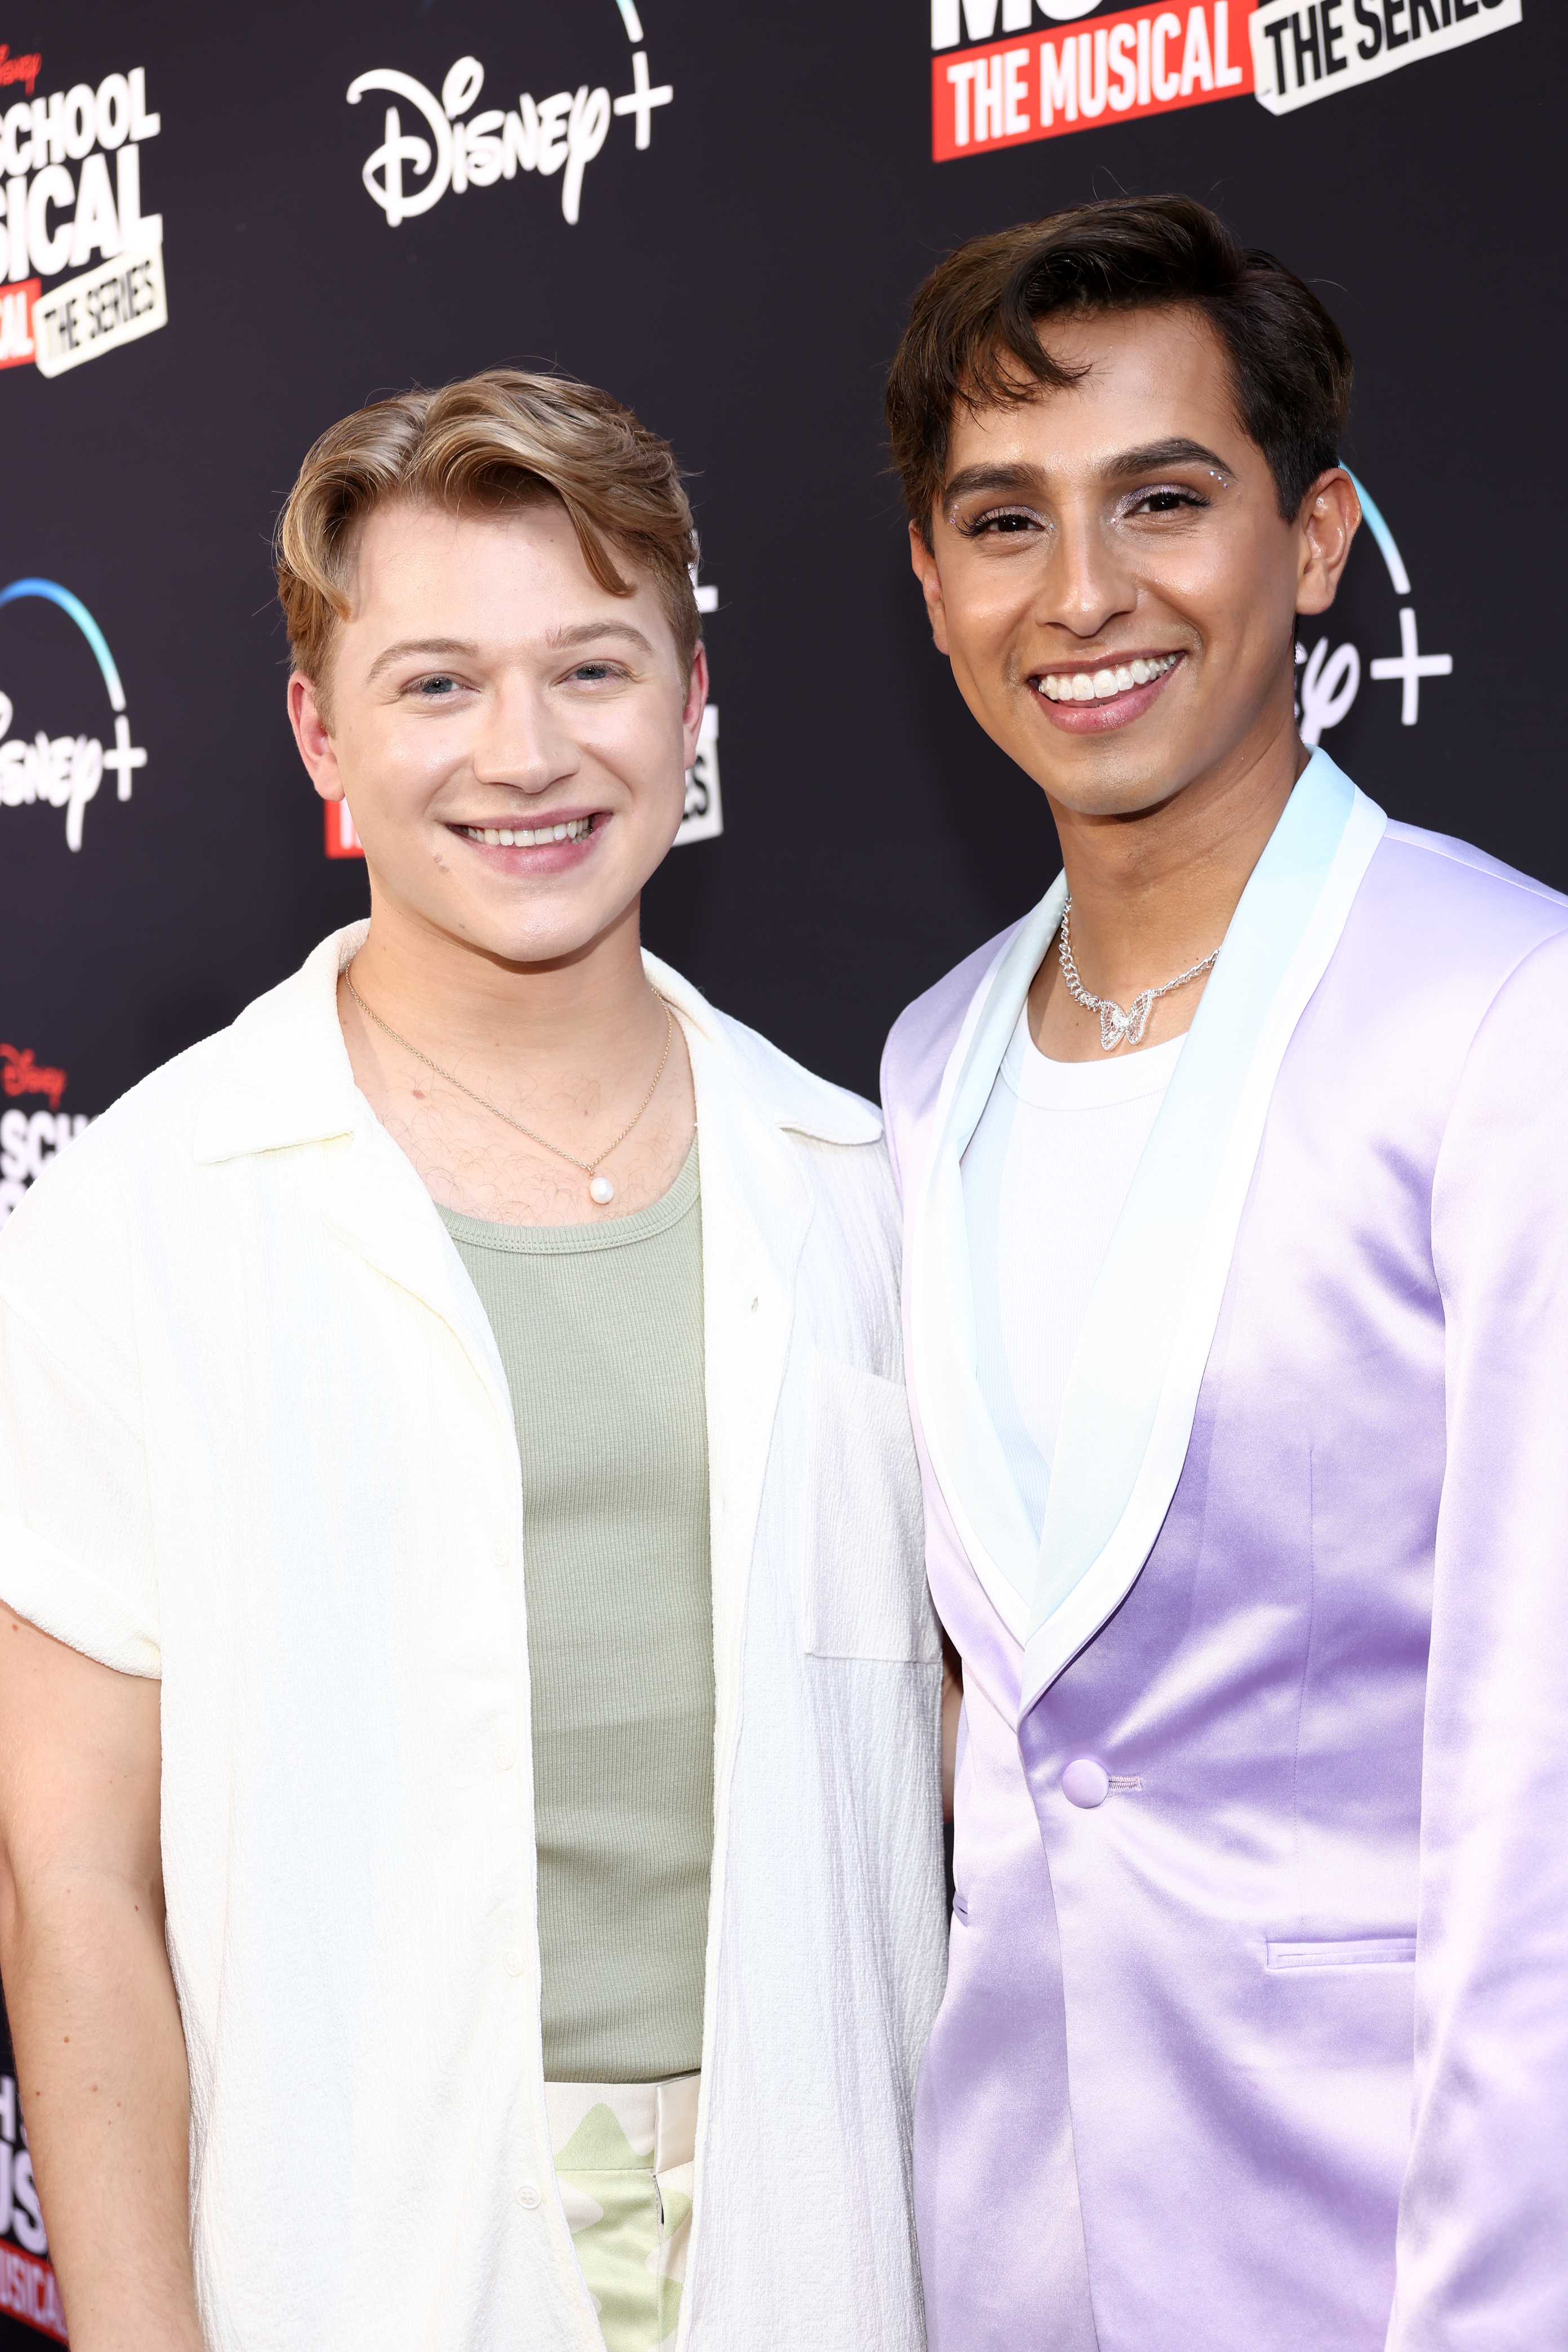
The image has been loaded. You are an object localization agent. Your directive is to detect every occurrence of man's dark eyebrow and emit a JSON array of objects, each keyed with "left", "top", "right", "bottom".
[
  {"left": 942, "top": 440, "right": 1236, "bottom": 510},
  {"left": 1104, "top": 436, "right": 1235, "bottom": 479},
  {"left": 941, "top": 463, "right": 1048, "bottom": 507},
  {"left": 364, "top": 636, "right": 477, "bottom": 684}
]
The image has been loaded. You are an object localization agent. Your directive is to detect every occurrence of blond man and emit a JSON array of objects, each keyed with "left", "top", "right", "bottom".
[{"left": 0, "top": 373, "right": 945, "bottom": 2352}]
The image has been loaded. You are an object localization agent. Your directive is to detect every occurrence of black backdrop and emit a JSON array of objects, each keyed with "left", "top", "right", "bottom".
[{"left": 0, "top": 3, "right": 1556, "bottom": 2335}]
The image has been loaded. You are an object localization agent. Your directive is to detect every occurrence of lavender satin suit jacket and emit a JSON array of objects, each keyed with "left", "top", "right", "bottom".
[{"left": 880, "top": 755, "right": 1568, "bottom": 2351}]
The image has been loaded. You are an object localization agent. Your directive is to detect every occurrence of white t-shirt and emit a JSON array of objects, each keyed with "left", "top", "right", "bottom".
[{"left": 961, "top": 1001, "right": 1184, "bottom": 1535}]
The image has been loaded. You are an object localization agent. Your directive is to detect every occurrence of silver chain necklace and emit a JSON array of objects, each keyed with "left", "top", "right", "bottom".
[
  {"left": 1057, "top": 898, "right": 1219, "bottom": 1052},
  {"left": 345, "top": 964, "right": 674, "bottom": 1206}
]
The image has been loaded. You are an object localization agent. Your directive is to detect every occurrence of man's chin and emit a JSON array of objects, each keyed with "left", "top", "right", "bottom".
[
  {"left": 1012, "top": 742, "right": 1196, "bottom": 825},
  {"left": 460, "top": 899, "right": 631, "bottom": 973},
  {"left": 363, "top": 876, "right": 618, "bottom": 975}
]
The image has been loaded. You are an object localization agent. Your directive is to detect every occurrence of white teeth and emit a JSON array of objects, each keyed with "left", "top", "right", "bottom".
[
  {"left": 462, "top": 817, "right": 593, "bottom": 847},
  {"left": 1037, "top": 652, "right": 1178, "bottom": 703}
]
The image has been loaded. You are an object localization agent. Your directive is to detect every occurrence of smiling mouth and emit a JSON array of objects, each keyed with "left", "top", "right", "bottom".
[
  {"left": 1035, "top": 652, "right": 1182, "bottom": 704},
  {"left": 456, "top": 815, "right": 596, "bottom": 847}
]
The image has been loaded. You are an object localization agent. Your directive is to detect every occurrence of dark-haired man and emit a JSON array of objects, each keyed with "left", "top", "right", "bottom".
[{"left": 881, "top": 197, "right": 1568, "bottom": 2351}]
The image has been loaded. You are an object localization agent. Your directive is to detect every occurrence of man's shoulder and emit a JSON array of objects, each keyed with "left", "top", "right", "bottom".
[
  {"left": 1375, "top": 819, "right": 1568, "bottom": 937},
  {"left": 1359, "top": 821, "right": 1568, "bottom": 1017},
  {"left": 4, "top": 1028, "right": 226, "bottom": 1237},
  {"left": 0, "top": 1028, "right": 232, "bottom": 1367},
  {"left": 93, "top": 1026, "right": 231, "bottom": 1144},
  {"left": 1, "top": 930, "right": 350, "bottom": 1262}
]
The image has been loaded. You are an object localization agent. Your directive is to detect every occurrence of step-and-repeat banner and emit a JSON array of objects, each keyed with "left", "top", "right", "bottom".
[{"left": 0, "top": 2, "right": 1553, "bottom": 2333}]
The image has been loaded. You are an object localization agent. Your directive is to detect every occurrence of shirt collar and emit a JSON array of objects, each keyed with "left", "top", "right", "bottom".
[{"left": 192, "top": 923, "right": 880, "bottom": 1165}]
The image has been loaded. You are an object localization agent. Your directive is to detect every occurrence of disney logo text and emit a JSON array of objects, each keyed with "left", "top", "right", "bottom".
[{"left": 349, "top": 48, "right": 672, "bottom": 229}]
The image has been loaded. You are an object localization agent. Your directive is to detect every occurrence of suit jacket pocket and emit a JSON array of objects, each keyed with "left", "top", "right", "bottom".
[
  {"left": 1267, "top": 1936, "right": 1416, "bottom": 1970},
  {"left": 802, "top": 1353, "right": 936, "bottom": 1663}
]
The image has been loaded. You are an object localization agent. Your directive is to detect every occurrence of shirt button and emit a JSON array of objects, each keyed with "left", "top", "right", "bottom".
[
  {"left": 504, "top": 1946, "right": 527, "bottom": 1976},
  {"left": 491, "top": 1539, "right": 510, "bottom": 1567},
  {"left": 1062, "top": 1758, "right": 1111, "bottom": 1809},
  {"left": 515, "top": 2180, "right": 543, "bottom": 2211},
  {"left": 495, "top": 1740, "right": 516, "bottom": 1771}
]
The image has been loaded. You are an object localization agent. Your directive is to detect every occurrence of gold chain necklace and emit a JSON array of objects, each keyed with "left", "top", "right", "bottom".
[{"left": 344, "top": 964, "right": 675, "bottom": 1207}]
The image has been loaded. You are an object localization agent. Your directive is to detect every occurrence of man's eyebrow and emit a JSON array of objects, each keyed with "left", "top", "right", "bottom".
[
  {"left": 941, "top": 463, "right": 1048, "bottom": 507},
  {"left": 364, "top": 636, "right": 477, "bottom": 684},
  {"left": 941, "top": 440, "right": 1237, "bottom": 510},
  {"left": 1103, "top": 436, "right": 1236, "bottom": 479},
  {"left": 364, "top": 621, "right": 660, "bottom": 684},
  {"left": 544, "top": 619, "right": 658, "bottom": 658}
]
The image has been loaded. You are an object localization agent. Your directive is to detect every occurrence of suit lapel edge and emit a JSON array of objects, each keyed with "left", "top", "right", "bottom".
[
  {"left": 908, "top": 883, "right": 1068, "bottom": 1646},
  {"left": 1021, "top": 761, "right": 1387, "bottom": 1709}
]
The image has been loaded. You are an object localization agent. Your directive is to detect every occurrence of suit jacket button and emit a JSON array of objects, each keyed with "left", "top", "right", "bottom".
[{"left": 1062, "top": 1758, "right": 1111, "bottom": 1808}]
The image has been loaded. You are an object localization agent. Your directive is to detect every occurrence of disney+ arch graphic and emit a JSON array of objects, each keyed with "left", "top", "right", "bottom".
[
  {"left": 1294, "top": 475, "right": 1454, "bottom": 752},
  {"left": 350, "top": 0, "right": 673, "bottom": 230},
  {"left": 0, "top": 580, "right": 148, "bottom": 851}
]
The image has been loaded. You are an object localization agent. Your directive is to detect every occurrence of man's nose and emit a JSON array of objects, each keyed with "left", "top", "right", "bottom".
[
  {"left": 471, "top": 683, "right": 576, "bottom": 792},
  {"left": 1034, "top": 514, "right": 1136, "bottom": 642}
]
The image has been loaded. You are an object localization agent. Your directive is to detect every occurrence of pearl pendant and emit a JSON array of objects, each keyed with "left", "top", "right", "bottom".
[{"left": 589, "top": 1175, "right": 616, "bottom": 1205}]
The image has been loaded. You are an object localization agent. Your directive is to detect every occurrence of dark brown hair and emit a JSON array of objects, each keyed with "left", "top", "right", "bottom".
[
  {"left": 886, "top": 195, "right": 1353, "bottom": 541},
  {"left": 277, "top": 369, "right": 700, "bottom": 725}
]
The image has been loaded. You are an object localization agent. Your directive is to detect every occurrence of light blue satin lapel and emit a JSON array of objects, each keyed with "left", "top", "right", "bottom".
[
  {"left": 910, "top": 877, "right": 1067, "bottom": 1640},
  {"left": 1020, "top": 751, "right": 1386, "bottom": 1709}
]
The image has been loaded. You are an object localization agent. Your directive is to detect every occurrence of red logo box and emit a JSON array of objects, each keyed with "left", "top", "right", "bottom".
[
  {"left": 933, "top": 2, "right": 1254, "bottom": 159},
  {"left": 0, "top": 279, "right": 41, "bottom": 371},
  {"left": 324, "top": 799, "right": 364, "bottom": 859},
  {"left": 1, "top": 2243, "right": 69, "bottom": 2343}
]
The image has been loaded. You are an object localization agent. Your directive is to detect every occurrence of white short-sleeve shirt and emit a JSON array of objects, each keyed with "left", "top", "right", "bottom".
[{"left": 0, "top": 926, "right": 945, "bottom": 2352}]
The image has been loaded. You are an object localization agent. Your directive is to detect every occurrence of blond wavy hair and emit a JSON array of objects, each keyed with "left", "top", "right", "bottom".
[{"left": 275, "top": 369, "right": 701, "bottom": 725}]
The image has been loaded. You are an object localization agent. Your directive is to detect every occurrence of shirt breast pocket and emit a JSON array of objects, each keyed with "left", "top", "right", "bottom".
[{"left": 801, "top": 1353, "right": 937, "bottom": 1664}]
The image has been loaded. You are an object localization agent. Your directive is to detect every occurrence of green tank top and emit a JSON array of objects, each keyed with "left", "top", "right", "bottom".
[{"left": 438, "top": 1142, "right": 712, "bottom": 2082}]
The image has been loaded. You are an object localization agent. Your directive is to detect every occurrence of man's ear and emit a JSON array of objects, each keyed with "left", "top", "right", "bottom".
[
  {"left": 908, "top": 519, "right": 952, "bottom": 656},
  {"left": 288, "top": 672, "right": 345, "bottom": 805},
  {"left": 1295, "top": 470, "right": 1361, "bottom": 618},
  {"left": 679, "top": 640, "right": 710, "bottom": 776}
]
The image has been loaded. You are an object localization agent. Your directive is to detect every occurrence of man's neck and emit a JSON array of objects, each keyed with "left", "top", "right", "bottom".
[
  {"left": 1029, "top": 718, "right": 1309, "bottom": 1061},
  {"left": 1062, "top": 728, "right": 1306, "bottom": 981},
  {"left": 337, "top": 887, "right": 696, "bottom": 1227},
  {"left": 346, "top": 891, "right": 663, "bottom": 1083}
]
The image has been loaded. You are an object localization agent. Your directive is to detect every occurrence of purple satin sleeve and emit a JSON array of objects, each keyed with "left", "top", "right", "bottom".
[{"left": 1393, "top": 926, "right": 1568, "bottom": 2349}]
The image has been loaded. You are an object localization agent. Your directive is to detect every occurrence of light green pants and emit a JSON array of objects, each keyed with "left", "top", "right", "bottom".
[{"left": 546, "top": 2074, "right": 699, "bottom": 2352}]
